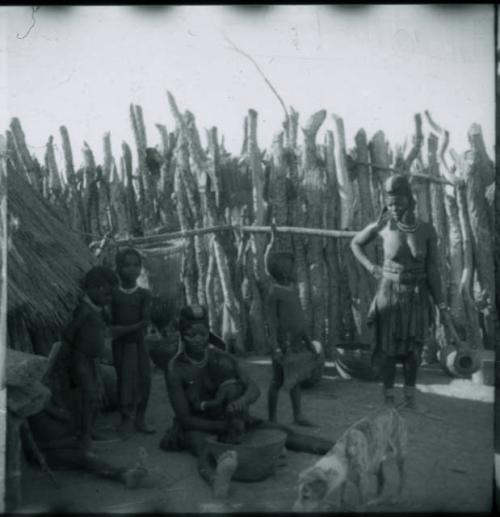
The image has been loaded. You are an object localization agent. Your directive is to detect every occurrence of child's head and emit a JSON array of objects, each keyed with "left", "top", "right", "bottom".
[
  {"left": 115, "top": 247, "right": 143, "bottom": 284},
  {"left": 83, "top": 266, "right": 117, "bottom": 307},
  {"left": 267, "top": 251, "right": 295, "bottom": 283}
]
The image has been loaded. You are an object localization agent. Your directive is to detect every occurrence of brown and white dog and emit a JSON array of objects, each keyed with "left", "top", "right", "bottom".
[{"left": 292, "top": 407, "right": 408, "bottom": 512}]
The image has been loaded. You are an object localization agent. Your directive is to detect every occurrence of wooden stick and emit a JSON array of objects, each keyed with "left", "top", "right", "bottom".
[
  {"left": 332, "top": 114, "right": 354, "bottom": 230},
  {"left": 20, "top": 420, "right": 59, "bottom": 486},
  {"left": 0, "top": 135, "right": 6, "bottom": 390},
  {"left": 223, "top": 33, "right": 289, "bottom": 122},
  {"left": 114, "top": 224, "right": 357, "bottom": 247},
  {"left": 349, "top": 158, "right": 454, "bottom": 186}
]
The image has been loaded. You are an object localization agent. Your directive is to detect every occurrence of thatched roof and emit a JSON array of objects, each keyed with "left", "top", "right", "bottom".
[{"left": 7, "top": 161, "right": 95, "bottom": 354}]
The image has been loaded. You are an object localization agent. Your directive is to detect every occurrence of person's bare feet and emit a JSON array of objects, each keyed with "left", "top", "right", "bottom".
[
  {"left": 122, "top": 467, "right": 148, "bottom": 489},
  {"left": 293, "top": 416, "right": 317, "bottom": 428},
  {"left": 134, "top": 419, "right": 156, "bottom": 434},
  {"left": 118, "top": 417, "right": 134, "bottom": 439},
  {"left": 213, "top": 450, "right": 238, "bottom": 499}
]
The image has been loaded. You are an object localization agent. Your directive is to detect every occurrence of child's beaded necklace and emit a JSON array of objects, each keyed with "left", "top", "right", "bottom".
[{"left": 118, "top": 284, "right": 139, "bottom": 295}]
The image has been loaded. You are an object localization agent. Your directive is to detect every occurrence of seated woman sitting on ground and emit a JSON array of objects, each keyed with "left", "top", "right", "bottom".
[
  {"left": 186, "top": 351, "right": 247, "bottom": 444},
  {"left": 25, "top": 356, "right": 149, "bottom": 490},
  {"left": 162, "top": 304, "right": 261, "bottom": 498}
]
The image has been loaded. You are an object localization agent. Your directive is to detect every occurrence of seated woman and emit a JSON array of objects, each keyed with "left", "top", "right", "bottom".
[
  {"left": 162, "top": 304, "right": 261, "bottom": 499},
  {"left": 26, "top": 361, "right": 149, "bottom": 490}
]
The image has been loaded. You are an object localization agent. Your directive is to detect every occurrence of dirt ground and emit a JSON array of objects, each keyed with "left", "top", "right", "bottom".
[{"left": 19, "top": 358, "right": 494, "bottom": 514}]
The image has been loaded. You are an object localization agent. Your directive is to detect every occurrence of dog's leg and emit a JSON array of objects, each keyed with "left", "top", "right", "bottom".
[
  {"left": 339, "top": 481, "right": 348, "bottom": 511},
  {"left": 351, "top": 472, "right": 367, "bottom": 512},
  {"left": 384, "top": 455, "right": 407, "bottom": 506},
  {"left": 396, "top": 455, "right": 406, "bottom": 496},
  {"left": 376, "top": 463, "right": 386, "bottom": 496},
  {"left": 366, "top": 463, "right": 386, "bottom": 507}
]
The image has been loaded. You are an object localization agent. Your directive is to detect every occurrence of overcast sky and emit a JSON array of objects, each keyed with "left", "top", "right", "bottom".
[{"left": 2, "top": 5, "right": 495, "bottom": 169}]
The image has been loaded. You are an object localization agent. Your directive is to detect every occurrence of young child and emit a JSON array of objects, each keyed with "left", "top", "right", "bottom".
[
  {"left": 62, "top": 266, "right": 117, "bottom": 452},
  {"left": 110, "top": 247, "right": 155, "bottom": 436},
  {"left": 266, "top": 251, "right": 319, "bottom": 427}
]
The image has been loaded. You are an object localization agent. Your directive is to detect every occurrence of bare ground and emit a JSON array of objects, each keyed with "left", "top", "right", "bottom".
[{"left": 19, "top": 359, "right": 494, "bottom": 514}]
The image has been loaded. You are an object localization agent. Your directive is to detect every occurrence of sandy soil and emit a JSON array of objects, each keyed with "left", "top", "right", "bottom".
[{"left": 19, "top": 359, "right": 494, "bottom": 514}]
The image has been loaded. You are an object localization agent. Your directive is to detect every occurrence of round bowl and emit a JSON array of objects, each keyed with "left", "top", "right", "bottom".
[
  {"left": 204, "top": 428, "right": 287, "bottom": 482},
  {"left": 440, "top": 345, "right": 481, "bottom": 377}
]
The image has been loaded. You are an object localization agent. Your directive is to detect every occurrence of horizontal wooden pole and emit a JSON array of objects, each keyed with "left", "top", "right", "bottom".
[
  {"left": 240, "top": 225, "right": 357, "bottom": 238},
  {"left": 114, "top": 224, "right": 357, "bottom": 248},
  {"left": 115, "top": 225, "right": 233, "bottom": 246}
]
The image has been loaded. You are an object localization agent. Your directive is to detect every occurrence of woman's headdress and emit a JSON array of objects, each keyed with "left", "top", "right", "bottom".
[
  {"left": 383, "top": 174, "right": 415, "bottom": 210},
  {"left": 178, "top": 304, "right": 209, "bottom": 334}
]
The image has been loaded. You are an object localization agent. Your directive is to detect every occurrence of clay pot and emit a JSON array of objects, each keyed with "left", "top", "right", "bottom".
[
  {"left": 204, "top": 428, "right": 287, "bottom": 482},
  {"left": 439, "top": 345, "right": 481, "bottom": 377}
]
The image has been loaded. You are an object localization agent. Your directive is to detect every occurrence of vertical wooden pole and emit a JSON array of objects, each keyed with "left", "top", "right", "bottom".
[
  {"left": 167, "top": 96, "right": 208, "bottom": 309},
  {"left": 5, "top": 416, "right": 21, "bottom": 512},
  {"left": 288, "top": 127, "right": 312, "bottom": 335},
  {"left": 82, "top": 142, "right": 100, "bottom": 238},
  {"left": 462, "top": 124, "right": 496, "bottom": 350},
  {"left": 331, "top": 115, "right": 354, "bottom": 231},
  {"left": 268, "top": 132, "right": 291, "bottom": 252},
  {"left": 9, "top": 118, "right": 41, "bottom": 192},
  {"left": 0, "top": 135, "right": 8, "bottom": 513},
  {"left": 302, "top": 110, "right": 327, "bottom": 343},
  {"left": 324, "top": 131, "right": 343, "bottom": 354}
]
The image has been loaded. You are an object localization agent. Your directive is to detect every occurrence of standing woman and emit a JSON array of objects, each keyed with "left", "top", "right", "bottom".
[{"left": 350, "top": 174, "right": 448, "bottom": 408}]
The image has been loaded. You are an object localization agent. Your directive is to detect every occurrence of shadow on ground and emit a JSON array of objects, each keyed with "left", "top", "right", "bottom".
[{"left": 20, "top": 357, "right": 494, "bottom": 513}]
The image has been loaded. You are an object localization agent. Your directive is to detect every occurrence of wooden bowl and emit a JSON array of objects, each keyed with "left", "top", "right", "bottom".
[{"left": 204, "top": 428, "right": 287, "bottom": 482}]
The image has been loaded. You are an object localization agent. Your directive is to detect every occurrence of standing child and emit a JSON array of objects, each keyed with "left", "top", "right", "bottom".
[
  {"left": 62, "top": 266, "right": 117, "bottom": 452},
  {"left": 266, "top": 250, "right": 319, "bottom": 427},
  {"left": 111, "top": 247, "right": 155, "bottom": 436}
]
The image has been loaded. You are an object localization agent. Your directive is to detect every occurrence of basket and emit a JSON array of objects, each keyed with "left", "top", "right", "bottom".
[
  {"left": 137, "top": 241, "right": 186, "bottom": 329},
  {"left": 204, "top": 429, "right": 286, "bottom": 482}
]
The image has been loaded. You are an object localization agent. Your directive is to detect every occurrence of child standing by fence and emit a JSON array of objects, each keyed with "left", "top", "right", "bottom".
[
  {"left": 62, "top": 266, "right": 117, "bottom": 452},
  {"left": 266, "top": 250, "right": 320, "bottom": 427},
  {"left": 111, "top": 248, "right": 155, "bottom": 437}
]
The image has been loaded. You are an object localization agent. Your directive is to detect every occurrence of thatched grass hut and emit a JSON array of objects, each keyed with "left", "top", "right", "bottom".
[{"left": 7, "top": 161, "right": 95, "bottom": 355}]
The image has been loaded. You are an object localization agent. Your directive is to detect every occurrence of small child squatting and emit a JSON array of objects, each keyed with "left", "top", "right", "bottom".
[
  {"left": 111, "top": 247, "right": 156, "bottom": 437},
  {"left": 266, "top": 250, "right": 320, "bottom": 427}
]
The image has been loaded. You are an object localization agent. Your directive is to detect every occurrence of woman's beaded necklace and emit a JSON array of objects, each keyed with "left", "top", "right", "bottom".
[
  {"left": 184, "top": 347, "right": 209, "bottom": 368},
  {"left": 395, "top": 218, "right": 419, "bottom": 234}
]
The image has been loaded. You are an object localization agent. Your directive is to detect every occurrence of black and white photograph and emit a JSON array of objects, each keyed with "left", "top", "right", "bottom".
[{"left": 0, "top": 4, "right": 497, "bottom": 513}]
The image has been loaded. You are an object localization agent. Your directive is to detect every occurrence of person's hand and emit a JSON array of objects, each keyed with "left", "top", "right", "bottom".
[
  {"left": 272, "top": 348, "right": 284, "bottom": 361},
  {"left": 227, "top": 397, "right": 247, "bottom": 415},
  {"left": 376, "top": 206, "right": 391, "bottom": 229},
  {"left": 369, "top": 264, "right": 383, "bottom": 280},
  {"left": 308, "top": 341, "right": 321, "bottom": 357}
]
